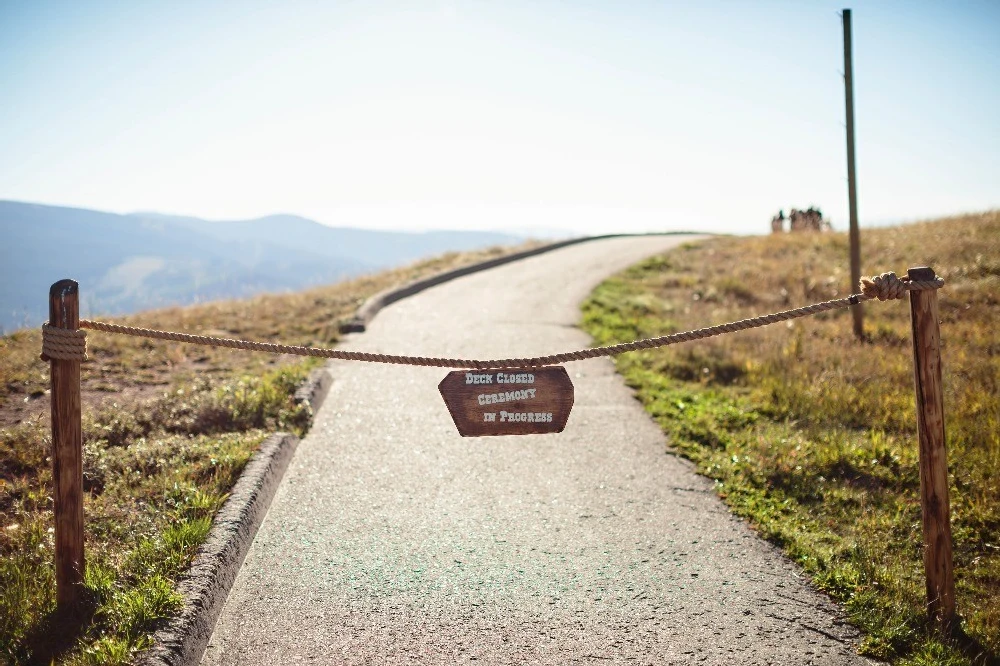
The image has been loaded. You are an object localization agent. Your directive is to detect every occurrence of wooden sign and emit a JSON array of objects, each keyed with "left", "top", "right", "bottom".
[{"left": 439, "top": 366, "right": 574, "bottom": 436}]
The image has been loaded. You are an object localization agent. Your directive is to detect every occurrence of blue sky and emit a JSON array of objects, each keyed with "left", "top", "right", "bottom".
[{"left": 1, "top": 1, "right": 997, "bottom": 235}]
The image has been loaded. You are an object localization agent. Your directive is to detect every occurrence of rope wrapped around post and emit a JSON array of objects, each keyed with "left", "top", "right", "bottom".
[
  {"left": 859, "top": 271, "right": 921, "bottom": 301},
  {"left": 40, "top": 325, "right": 89, "bottom": 362},
  {"left": 39, "top": 271, "right": 944, "bottom": 370}
]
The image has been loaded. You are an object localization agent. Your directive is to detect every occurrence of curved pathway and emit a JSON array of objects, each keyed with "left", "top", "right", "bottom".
[{"left": 204, "top": 236, "right": 873, "bottom": 665}]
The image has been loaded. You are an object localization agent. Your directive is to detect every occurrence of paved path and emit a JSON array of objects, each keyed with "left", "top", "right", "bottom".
[{"left": 204, "top": 236, "right": 873, "bottom": 665}]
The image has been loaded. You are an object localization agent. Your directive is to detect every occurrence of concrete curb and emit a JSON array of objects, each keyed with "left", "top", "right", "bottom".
[
  {"left": 293, "top": 365, "right": 334, "bottom": 414},
  {"left": 140, "top": 367, "right": 333, "bottom": 666},
  {"left": 338, "top": 235, "right": 625, "bottom": 334}
]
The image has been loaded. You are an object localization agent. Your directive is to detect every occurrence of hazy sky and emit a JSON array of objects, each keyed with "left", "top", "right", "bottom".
[{"left": 1, "top": 1, "right": 997, "bottom": 235}]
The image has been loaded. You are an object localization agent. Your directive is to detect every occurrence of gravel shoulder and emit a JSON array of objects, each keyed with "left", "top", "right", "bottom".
[{"left": 202, "top": 236, "right": 875, "bottom": 665}]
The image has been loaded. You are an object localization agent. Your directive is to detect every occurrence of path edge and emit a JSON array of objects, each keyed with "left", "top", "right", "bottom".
[
  {"left": 138, "top": 367, "right": 333, "bottom": 666},
  {"left": 338, "top": 235, "right": 622, "bottom": 333}
]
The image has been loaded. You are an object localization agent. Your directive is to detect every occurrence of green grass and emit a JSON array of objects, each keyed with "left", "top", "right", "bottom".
[
  {"left": 581, "top": 212, "right": 999, "bottom": 665},
  {"left": 0, "top": 242, "right": 537, "bottom": 664},
  {"left": 1, "top": 364, "right": 313, "bottom": 664}
]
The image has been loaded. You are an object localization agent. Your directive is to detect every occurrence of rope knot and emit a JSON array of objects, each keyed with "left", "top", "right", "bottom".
[
  {"left": 860, "top": 272, "right": 909, "bottom": 301},
  {"left": 41, "top": 324, "right": 88, "bottom": 362}
]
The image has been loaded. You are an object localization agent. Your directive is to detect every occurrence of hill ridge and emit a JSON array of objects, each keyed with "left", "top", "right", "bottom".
[{"left": 0, "top": 200, "right": 526, "bottom": 333}]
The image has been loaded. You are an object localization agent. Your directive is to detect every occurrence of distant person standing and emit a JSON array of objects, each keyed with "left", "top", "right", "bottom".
[{"left": 771, "top": 209, "right": 785, "bottom": 234}]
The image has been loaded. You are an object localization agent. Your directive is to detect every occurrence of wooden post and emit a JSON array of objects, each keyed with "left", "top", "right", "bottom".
[
  {"left": 843, "top": 9, "right": 863, "bottom": 339},
  {"left": 907, "top": 266, "right": 955, "bottom": 630},
  {"left": 48, "top": 279, "right": 85, "bottom": 610}
]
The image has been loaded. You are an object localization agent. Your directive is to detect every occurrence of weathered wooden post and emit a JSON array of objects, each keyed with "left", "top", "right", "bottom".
[
  {"left": 843, "top": 9, "right": 864, "bottom": 339},
  {"left": 47, "top": 279, "right": 85, "bottom": 610},
  {"left": 907, "top": 266, "right": 955, "bottom": 630}
]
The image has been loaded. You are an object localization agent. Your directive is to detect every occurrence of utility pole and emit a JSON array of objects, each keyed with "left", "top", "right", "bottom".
[{"left": 843, "top": 8, "right": 863, "bottom": 339}]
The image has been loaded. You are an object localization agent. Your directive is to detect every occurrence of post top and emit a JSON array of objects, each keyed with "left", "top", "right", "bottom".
[
  {"left": 907, "top": 267, "right": 937, "bottom": 280},
  {"left": 49, "top": 279, "right": 79, "bottom": 299}
]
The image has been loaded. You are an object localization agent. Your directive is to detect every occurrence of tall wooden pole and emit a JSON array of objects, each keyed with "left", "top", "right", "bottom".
[
  {"left": 843, "top": 9, "right": 863, "bottom": 339},
  {"left": 48, "top": 279, "right": 85, "bottom": 610},
  {"left": 908, "top": 267, "right": 956, "bottom": 630}
]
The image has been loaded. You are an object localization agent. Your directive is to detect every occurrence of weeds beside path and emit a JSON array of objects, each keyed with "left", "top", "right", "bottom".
[
  {"left": 0, "top": 242, "right": 539, "bottom": 665},
  {"left": 581, "top": 212, "right": 999, "bottom": 665}
]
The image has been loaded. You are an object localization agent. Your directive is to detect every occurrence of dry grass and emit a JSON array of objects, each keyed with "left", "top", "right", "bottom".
[
  {"left": 0, "top": 241, "right": 539, "bottom": 664},
  {"left": 1, "top": 242, "right": 543, "bottom": 425},
  {"left": 582, "top": 211, "right": 999, "bottom": 665}
]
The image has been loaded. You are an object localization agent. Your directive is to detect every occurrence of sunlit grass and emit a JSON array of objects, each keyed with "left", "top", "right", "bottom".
[
  {"left": 582, "top": 211, "right": 999, "bottom": 665},
  {"left": 0, "top": 366, "right": 307, "bottom": 664}
]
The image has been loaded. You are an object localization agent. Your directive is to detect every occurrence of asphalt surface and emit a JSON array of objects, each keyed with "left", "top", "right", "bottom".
[{"left": 203, "top": 236, "right": 874, "bottom": 665}]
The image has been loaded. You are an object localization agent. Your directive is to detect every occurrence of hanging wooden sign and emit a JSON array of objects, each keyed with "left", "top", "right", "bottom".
[{"left": 438, "top": 366, "right": 575, "bottom": 436}]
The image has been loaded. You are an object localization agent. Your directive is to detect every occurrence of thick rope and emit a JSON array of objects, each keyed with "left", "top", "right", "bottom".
[
  {"left": 42, "top": 272, "right": 943, "bottom": 369},
  {"left": 860, "top": 271, "right": 913, "bottom": 301},
  {"left": 40, "top": 325, "right": 88, "bottom": 362}
]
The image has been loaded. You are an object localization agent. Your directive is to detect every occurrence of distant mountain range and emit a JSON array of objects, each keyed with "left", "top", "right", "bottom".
[{"left": 0, "top": 200, "right": 535, "bottom": 333}]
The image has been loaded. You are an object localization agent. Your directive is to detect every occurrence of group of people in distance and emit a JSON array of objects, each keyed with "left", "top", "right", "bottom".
[{"left": 771, "top": 207, "right": 831, "bottom": 233}]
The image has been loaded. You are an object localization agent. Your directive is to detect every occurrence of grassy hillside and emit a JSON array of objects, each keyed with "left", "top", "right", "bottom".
[
  {"left": 0, "top": 242, "right": 537, "bottom": 665},
  {"left": 582, "top": 211, "right": 999, "bottom": 665}
]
